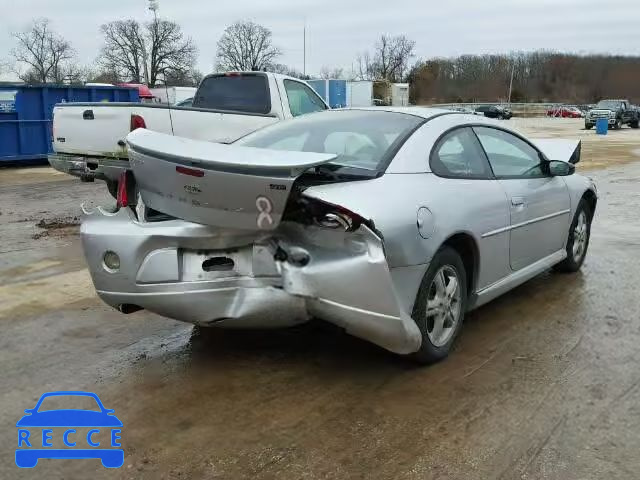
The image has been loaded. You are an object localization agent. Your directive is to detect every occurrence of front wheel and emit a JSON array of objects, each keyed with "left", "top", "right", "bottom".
[
  {"left": 584, "top": 124, "right": 592, "bottom": 130},
  {"left": 409, "top": 247, "right": 467, "bottom": 364},
  {"left": 554, "top": 200, "right": 592, "bottom": 273},
  {"left": 614, "top": 119, "right": 622, "bottom": 130}
]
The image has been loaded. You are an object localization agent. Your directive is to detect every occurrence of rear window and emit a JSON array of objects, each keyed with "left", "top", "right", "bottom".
[
  {"left": 235, "top": 110, "right": 424, "bottom": 172},
  {"left": 192, "top": 74, "right": 271, "bottom": 114}
]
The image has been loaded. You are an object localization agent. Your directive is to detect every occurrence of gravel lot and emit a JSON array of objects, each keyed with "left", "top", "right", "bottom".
[{"left": 1, "top": 117, "right": 639, "bottom": 479}]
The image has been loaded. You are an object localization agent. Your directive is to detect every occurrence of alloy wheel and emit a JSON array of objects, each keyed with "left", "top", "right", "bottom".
[
  {"left": 425, "top": 265, "right": 462, "bottom": 347},
  {"left": 572, "top": 210, "right": 588, "bottom": 262}
]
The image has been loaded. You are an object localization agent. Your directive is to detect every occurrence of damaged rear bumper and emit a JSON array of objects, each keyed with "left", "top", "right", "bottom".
[{"left": 81, "top": 208, "right": 422, "bottom": 354}]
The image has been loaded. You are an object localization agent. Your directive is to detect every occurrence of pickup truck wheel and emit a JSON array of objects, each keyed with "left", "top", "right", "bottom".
[
  {"left": 409, "top": 247, "right": 467, "bottom": 365},
  {"left": 614, "top": 119, "right": 622, "bottom": 130},
  {"left": 106, "top": 179, "right": 118, "bottom": 199},
  {"left": 631, "top": 120, "right": 639, "bottom": 129},
  {"left": 584, "top": 124, "right": 592, "bottom": 130}
]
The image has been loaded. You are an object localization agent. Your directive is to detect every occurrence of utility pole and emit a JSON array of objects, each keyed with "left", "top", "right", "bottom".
[
  {"left": 507, "top": 60, "right": 515, "bottom": 105},
  {"left": 143, "top": 0, "right": 159, "bottom": 85},
  {"left": 303, "top": 19, "right": 306, "bottom": 77}
]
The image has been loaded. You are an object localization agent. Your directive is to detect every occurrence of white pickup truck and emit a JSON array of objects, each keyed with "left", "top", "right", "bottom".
[{"left": 49, "top": 72, "right": 329, "bottom": 196}]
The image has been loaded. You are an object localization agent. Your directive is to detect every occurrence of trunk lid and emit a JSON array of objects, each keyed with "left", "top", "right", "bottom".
[{"left": 126, "top": 129, "right": 337, "bottom": 230}]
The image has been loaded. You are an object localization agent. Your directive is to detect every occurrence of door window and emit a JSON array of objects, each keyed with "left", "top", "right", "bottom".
[
  {"left": 430, "top": 127, "right": 492, "bottom": 178},
  {"left": 283, "top": 80, "right": 327, "bottom": 117},
  {"left": 473, "top": 127, "right": 545, "bottom": 178}
]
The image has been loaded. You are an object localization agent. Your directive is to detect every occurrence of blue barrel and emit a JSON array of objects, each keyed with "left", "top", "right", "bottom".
[
  {"left": 0, "top": 84, "right": 139, "bottom": 164},
  {"left": 595, "top": 118, "right": 608, "bottom": 135}
]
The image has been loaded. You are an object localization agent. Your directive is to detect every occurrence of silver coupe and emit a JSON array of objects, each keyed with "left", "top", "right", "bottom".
[{"left": 81, "top": 108, "right": 597, "bottom": 363}]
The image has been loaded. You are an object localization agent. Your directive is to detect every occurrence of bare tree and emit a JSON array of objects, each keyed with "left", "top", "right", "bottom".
[
  {"left": 355, "top": 52, "right": 375, "bottom": 81},
  {"left": 355, "top": 35, "right": 415, "bottom": 82},
  {"left": 268, "top": 63, "right": 308, "bottom": 79},
  {"left": 99, "top": 20, "right": 146, "bottom": 83},
  {"left": 375, "top": 35, "right": 415, "bottom": 82},
  {"left": 99, "top": 18, "right": 197, "bottom": 87},
  {"left": 162, "top": 69, "right": 204, "bottom": 87},
  {"left": 215, "top": 21, "right": 281, "bottom": 72},
  {"left": 86, "top": 69, "right": 123, "bottom": 84},
  {"left": 147, "top": 19, "right": 197, "bottom": 86},
  {"left": 319, "top": 66, "right": 345, "bottom": 79},
  {"left": 10, "top": 18, "right": 76, "bottom": 83}
]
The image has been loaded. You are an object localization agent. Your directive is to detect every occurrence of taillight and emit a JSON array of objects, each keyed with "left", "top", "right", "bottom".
[
  {"left": 176, "top": 165, "right": 204, "bottom": 177},
  {"left": 130, "top": 114, "right": 146, "bottom": 131},
  {"left": 116, "top": 171, "right": 128, "bottom": 208},
  {"left": 315, "top": 203, "right": 365, "bottom": 232}
]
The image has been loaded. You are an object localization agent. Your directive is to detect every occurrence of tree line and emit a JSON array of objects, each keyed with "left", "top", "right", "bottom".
[
  {"left": 5, "top": 13, "right": 639, "bottom": 105},
  {"left": 409, "top": 52, "right": 640, "bottom": 105}
]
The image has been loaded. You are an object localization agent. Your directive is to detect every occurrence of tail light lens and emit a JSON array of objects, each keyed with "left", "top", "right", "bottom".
[
  {"left": 116, "top": 171, "right": 129, "bottom": 208},
  {"left": 130, "top": 114, "right": 146, "bottom": 131}
]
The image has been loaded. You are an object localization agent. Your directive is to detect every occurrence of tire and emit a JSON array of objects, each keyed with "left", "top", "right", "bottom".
[
  {"left": 554, "top": 200, "right": 592, "bottom": 273},
  {"left": 409, "top": 247, "right": 467, "bottom": 364},
  {"left": 614, "top": 119, "right": 622, "bottom": 130},
  {"left": 584, "top": 124, "right": 592, "bottom": 130},
  {"left": 631, "top": 120, "right": 639, "bottom": 129},
  {"left": 106, "top": 179, "right": 118, "bottom": 199}
]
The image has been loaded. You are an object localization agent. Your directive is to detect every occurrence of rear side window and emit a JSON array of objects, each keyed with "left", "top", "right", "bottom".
[
  {"left": 192, "top": 74, "right": 271, "bottom": 114},
  {"left": 283, "top": 80, "right": 327, "bottom": 117},
  {"left": 430, "top": 127, "right": 492, "bottom": 179}
]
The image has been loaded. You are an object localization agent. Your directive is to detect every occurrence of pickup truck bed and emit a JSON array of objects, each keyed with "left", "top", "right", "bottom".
[{"left": 49, "top": 72, "right": 329, "bottom": 189}]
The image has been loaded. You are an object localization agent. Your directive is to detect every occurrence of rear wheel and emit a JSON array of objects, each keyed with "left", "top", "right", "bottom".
[
  {"left": 409, "top": 247, "right": 467, "bottom": 364},
  {"left": 631, "top": 120, "right": 639, "bottom": 129},
  {"left": 554, "top": 200, "right": 592, "bottom": 273}
]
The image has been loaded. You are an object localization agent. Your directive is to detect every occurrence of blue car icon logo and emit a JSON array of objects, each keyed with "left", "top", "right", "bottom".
[{"left": 16, "top": 391, "right": 123, "bottom": 468}]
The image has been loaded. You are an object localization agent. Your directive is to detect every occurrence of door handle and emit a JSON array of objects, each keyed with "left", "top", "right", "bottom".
[{"left": 511, "top": 196, "right": 525, "bottom": 207}]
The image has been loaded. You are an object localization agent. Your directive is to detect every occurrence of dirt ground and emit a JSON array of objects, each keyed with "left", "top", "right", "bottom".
[
  {"left": 512, "top": 117, "right": 640, "bottom": 170},
  {"left": 1, "top": 118, "right": 639, "bottom": 479}
]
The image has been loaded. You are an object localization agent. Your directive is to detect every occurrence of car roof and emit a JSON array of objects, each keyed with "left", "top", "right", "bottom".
[{"left": 347, "top": 106, "right": 455, "bottom": 119}]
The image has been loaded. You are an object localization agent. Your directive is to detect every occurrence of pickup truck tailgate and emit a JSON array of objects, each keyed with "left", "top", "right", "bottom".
[
  {"left": 126, "top": 129, "right": 337, "bottom": 231},
  {"left": 53, "top": 104, "right": 132, "bottom": 157}
]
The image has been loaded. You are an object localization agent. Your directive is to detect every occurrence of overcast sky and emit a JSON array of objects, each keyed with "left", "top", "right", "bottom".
[{"left": 1, "top": 0, "right": 639, "bottom": 80}]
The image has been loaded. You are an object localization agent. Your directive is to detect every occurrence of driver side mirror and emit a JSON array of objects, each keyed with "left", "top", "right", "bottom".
[{"left": 548, "top": 160, "right": 575, "bottom": 176}]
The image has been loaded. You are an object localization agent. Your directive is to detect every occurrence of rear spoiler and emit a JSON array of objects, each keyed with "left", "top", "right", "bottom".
[
  {"left": 533, "top": 138, "right": 581, "bottom": 164},
  {"left": 126, "top": 129, "right": 337, "bottom": 175}
]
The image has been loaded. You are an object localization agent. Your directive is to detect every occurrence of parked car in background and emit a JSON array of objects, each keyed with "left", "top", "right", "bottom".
[
  {"left": 585, "top": 99, "right": 639, "bottom": 129},
  {"left": 547, "top": 105, "right": 583, "bottom": 118},
  {"left": 475, "top": 105, "right": 512, "bottom": 119},
  {"left": 448, "top": 106, "right": 476, "bottom": 114},
  {"left": 49, "top": 72, "right": 329, "bottom": 197},
  {"left": 81, "top": 107, "right": 596, "bottom": 363}
]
